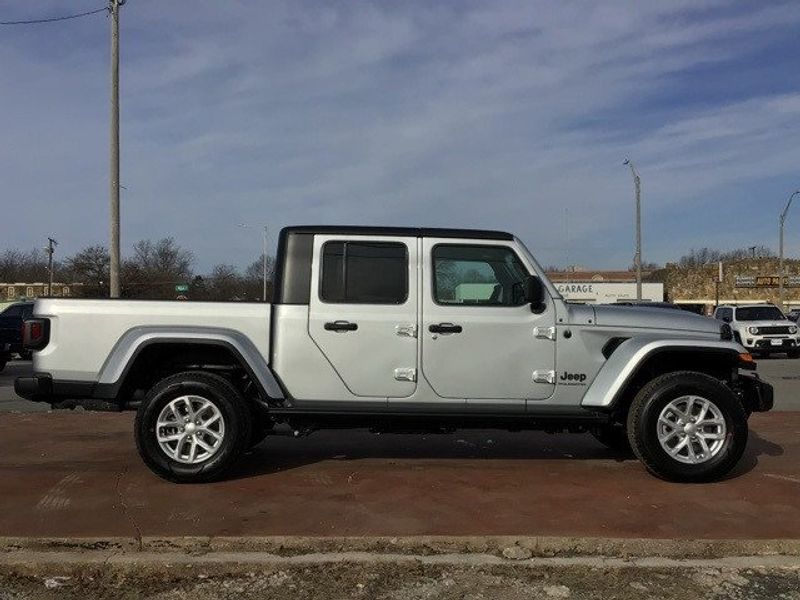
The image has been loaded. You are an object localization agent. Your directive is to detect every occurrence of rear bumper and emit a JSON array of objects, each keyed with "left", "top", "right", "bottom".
[
  {"left": 14, "top": 375, "right": 54, "bottom": 400},
  {"left": 14, "top": 375, "right": 121, "bottom": 411},
  {"left": 736, "top": 373, "right": 774, "bottom": 413}
]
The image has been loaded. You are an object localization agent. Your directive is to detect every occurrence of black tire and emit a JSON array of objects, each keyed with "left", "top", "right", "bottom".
[
  {"left": 788, "top": 350, "right": 800, "bottom": 359},
  {"left": 591, "top": 424, "right": 633, "bottom": 456},
  {"left": 134, "top": 371, "right": 252, "bottom": 483},
  {"left": 626, "top": 371, "right": 748, "bottom": 483},
  {"left": 0, "top": 359, "right": 5, "bottom": 373}
]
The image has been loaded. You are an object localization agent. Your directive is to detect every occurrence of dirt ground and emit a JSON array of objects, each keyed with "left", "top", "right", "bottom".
[{"left": 1, "top": 555, "right": 800, "bottom": 600}]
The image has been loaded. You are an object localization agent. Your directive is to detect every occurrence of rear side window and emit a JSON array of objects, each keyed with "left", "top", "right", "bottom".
[{"left": 320, "top": 241, "right": 408, "bottom": 304}]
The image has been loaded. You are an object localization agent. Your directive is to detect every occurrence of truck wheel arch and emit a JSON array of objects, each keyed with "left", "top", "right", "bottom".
[
  {"left": 94, "top": 327, "right": 286, "bottom": 406},
  {"left": 581, "top": 339, "right": 744, "bottom": 416}
]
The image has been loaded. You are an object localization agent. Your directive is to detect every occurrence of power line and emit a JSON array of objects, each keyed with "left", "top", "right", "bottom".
[{"left": 0, "top": 6, "right": 108, "bottom": 26}]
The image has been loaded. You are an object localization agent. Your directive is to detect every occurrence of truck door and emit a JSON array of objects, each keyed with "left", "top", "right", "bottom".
[
  {"left": 420, "top": 239, "right": 556, "bottom": 410},
  {"left": 308, "top": 235, "right": 418, "bottom": 398}
]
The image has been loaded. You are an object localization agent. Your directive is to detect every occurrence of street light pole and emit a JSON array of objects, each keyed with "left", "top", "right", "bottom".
[
  {"left": 238, "top": 224, "right": 269, "bottom": 302},
  {"left": 779, "top": 190, "right": 800, "bottom": 311},
  {"left": 623, "top": 158, "right": 642, "bottom": 300},
  {"left": 262, "top": 225, "right": 268, "bottom": 302}
]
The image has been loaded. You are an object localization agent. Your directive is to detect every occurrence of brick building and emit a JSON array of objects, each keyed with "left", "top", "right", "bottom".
[
  {"left": 0, "top": 282, "right": 80, "bottom": 303},
  {"left": 662, "top": 258, "right": 800, "bottom": 314}
]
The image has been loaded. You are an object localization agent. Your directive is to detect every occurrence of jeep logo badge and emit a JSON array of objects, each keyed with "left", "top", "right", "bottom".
[{"left": 559, "top": 372, "right": 587, "bottom": 384}]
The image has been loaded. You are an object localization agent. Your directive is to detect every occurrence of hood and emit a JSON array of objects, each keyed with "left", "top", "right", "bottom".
[{"left": 591, "top": 304, "right": 721, "bottom": 334}]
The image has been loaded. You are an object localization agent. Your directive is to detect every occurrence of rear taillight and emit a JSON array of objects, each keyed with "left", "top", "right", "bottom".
[{"left": 23, "top": 319, "right": 50, "bottom": 351}]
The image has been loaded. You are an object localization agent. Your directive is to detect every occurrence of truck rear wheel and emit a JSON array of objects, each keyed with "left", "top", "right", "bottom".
[
  {"left": 626, "top": 371, "right": 748, "bottom": 482},
  {"left": 134, "top": 371, "right": 252, "bottom": 483}
]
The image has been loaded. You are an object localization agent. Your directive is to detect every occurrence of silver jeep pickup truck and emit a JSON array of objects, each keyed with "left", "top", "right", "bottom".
[{"left": 16, "top": 226, "right": 772, "bottom": 483}]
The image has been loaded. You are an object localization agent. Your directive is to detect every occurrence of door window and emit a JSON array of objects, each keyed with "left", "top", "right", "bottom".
[
  {"left": 432, "top": 245, "right": 529, "bottom": 306},
  {"left": 320, "top": 241, "right": 408, "bottom": 304}
]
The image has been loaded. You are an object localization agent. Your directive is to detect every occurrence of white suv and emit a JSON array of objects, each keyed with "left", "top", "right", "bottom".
[{"left": 714, "top": 303, "right": 800, "bottom": 358}]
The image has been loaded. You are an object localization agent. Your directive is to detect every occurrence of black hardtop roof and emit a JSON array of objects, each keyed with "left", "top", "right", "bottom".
[{"left": 280, "top": 225, "right": 514, "bottom": 241}]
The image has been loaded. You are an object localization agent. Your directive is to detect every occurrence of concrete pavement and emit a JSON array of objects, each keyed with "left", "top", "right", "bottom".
[
  {"left": 0, "top": 361, "right": 46, "bottom": 412},
  {"left": 0, "top": 411, "right": 797, "bottom": 540}
]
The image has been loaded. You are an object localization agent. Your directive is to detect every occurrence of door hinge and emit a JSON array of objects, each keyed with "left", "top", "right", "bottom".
[
  {"left": 532, "top": 369, "right": 556, "bottom": 384},
  {"left": 394, "top": 367, "right": 417, "bottom": 382},
  {"left": 395, "top": 324, "right": 417, "bottom": 338},
  {"left": 533, "top": 326, "right": 557, "bottom": 340}
]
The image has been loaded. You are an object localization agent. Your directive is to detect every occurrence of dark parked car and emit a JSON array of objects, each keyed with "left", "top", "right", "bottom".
[{"left": 0, "top": 301, "right": 34, "bottom": 371}]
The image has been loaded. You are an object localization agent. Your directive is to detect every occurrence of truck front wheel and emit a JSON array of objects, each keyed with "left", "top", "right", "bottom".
[
  {"left": 626, "top": 371, "right": 748, "bottom": 482},
  {"left": 135, "top": 371, "right": 252, "bottom": 483}
]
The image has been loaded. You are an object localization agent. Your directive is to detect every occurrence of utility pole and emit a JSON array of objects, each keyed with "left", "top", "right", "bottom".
[
  {"left": 749, "top": 246, "right": 757, "bottom": 259},
  {"left": 109, "top": 0, "right": 125, "bottom": 297},
  {"left": 45, "top": 238, "right": 58, "bottom": 296},
  {"left": 779, "top": 190, "right": 800, "bottom": 311},
  {"left": 623, "top": 158, "right": 643, "bottom": 300}
]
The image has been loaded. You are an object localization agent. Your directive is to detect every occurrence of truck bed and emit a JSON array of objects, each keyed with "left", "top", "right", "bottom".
[{"left": 32, "top": 299, "right": 271, "bottom": 383}]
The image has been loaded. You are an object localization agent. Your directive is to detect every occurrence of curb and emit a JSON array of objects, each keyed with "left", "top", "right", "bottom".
[{"left": 2, "top": 536, "right": 800, "bottom": 559}]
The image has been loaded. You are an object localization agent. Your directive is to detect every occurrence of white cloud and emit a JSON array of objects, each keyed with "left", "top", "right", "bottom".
[{"left": 1, "top": 0, "right": 800, "bottom": 269}]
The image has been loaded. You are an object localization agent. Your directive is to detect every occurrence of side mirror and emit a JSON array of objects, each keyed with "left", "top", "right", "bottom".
[
  {"left": 524, "top": 276, "right": 546, "bottom": 313},
  {"left": 721, "top": 315, "right": 732, "bottom": 323}
]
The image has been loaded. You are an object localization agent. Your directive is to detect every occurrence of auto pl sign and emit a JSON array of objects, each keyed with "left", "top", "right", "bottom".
[{"left": 735, "top": 275, "right": 800, "bottom": 288}]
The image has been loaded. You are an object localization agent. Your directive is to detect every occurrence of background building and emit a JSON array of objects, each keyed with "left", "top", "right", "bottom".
[
  {"left": 547, "top": 270, "right": 664, "bottom": 304},
  {"left": 0, "top": 282, "right": 80, "bottom": 305},
  {"left": 662, "top": 258, "right": 800, "bottom": 314}
]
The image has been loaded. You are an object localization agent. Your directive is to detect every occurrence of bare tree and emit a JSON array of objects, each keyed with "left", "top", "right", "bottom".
[
  {"left": 677, "top": 245, "right": 776, "bottom": 267},
  {"left": 243, "top": 254, "right": 276, "bottom": 301},
  {"left": 62, "top": 245, "right": 110, "bottom": 297},
  {"left": 0, "top": 248, "right": 53, "bottom": 282},
  {"left": 122, "top": 238, "right": 194, "bottom": 298}
]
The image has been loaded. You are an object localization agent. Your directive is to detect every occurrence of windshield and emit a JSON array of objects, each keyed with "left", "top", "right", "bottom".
[
  {"left": 735, "top": 306, "right": 785, "bottom": 321},
  {"left": 513, "top": 237, "right": 561, "bottom": 299}
]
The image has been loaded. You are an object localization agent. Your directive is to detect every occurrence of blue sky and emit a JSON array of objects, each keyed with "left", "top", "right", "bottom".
[{"left": 2, "top": 0, "right": 800, "bottom": 271}]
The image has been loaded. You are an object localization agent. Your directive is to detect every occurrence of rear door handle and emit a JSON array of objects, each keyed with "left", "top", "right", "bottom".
[
  {"left": 324, "top": 320, "right": 358, "bottom": 332},
  {"left": 429, "top": 323, "right": 463, "bottom": 334}
]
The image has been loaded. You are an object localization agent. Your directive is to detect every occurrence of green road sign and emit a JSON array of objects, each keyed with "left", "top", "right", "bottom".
[{"left": 175, "top": 284, "right": 189, "bottom": 293}]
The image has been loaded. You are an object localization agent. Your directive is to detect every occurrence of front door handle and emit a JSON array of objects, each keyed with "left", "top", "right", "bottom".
[
  {"left": 429, "top": 323, "right": 463, "bottom": 334},
  {"left": 324, "top": 320, "right": 358, "bottom": 332}
]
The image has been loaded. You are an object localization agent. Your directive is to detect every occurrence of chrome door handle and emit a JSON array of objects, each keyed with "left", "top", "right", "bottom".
[
  {"left": 324, "top": 320, "right": 358, "bottom": 332},
  {"left": 428, "top": 323, "right": 463, "bottom": 334}
]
